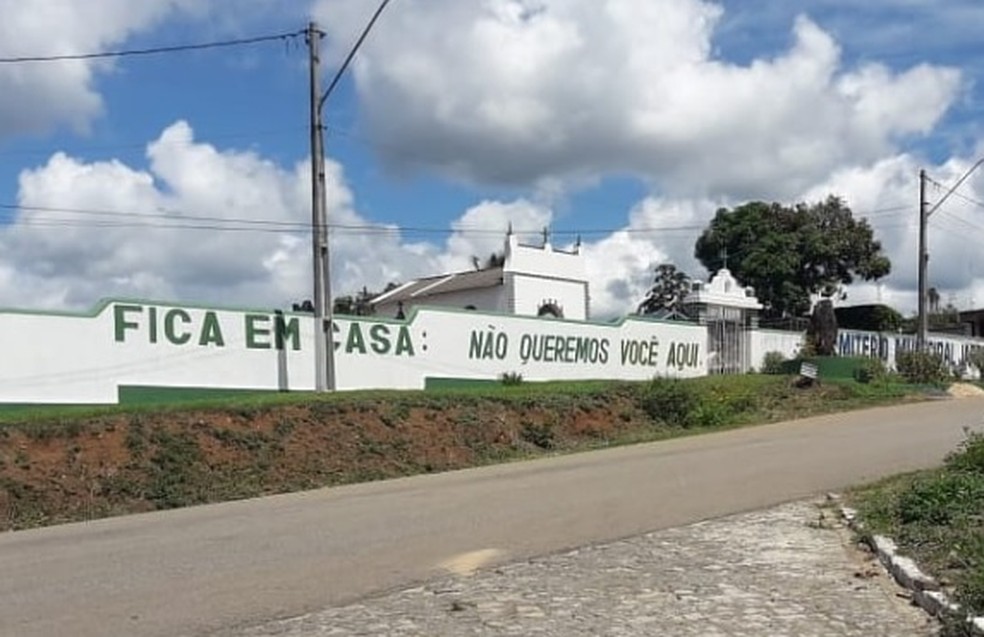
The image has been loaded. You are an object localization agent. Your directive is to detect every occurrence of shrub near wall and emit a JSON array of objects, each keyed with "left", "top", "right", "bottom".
[{"left": 895, "top": 351, "right": 949, "bottom": 385}]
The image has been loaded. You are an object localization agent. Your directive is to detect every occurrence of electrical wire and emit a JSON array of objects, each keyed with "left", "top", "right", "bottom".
[
  {"left": 0, "top": 200, "right": 913, "bottom": 239},
  {"left": 0, "top": 126, "right": 307, "bottom": 160},
  {"left": 926, "top": 175, "right": 984, "bottom": 210},
  {"left": 319, "top": 0, "right": 395, "bottom": 109},
  {"left": 0, "top": 30, "right": 304, "bottom": 64}
]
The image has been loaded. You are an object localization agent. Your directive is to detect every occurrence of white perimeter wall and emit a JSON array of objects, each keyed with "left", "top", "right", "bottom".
[
  {"left": 8, "top": 298, "right": 983, "bottom": 405},
  {"left": 0, "top": 299, "right": 707, "bottom": 404},
  {"left": 750, "top": 330, "right": 804, "bottom": 370},
  {"left": 837, "top": 329, "right": 984, "bottom": 375}
]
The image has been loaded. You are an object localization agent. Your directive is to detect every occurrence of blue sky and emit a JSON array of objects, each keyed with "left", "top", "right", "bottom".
[{"left": 1, "top": 0, "right": 983, "bottom": 317}]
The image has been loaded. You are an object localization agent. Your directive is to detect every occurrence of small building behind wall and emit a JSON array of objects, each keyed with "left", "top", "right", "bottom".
[
  {"left": 684, "top": 268, "right": 762, "bottom": 374},
  {"left": 371, "top": 230, "right": 589, "bottom": 320}
]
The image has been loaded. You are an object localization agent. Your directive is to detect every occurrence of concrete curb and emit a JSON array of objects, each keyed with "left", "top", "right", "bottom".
[{"left": 835, "top": 495, "right": 984, "bottom": 636}]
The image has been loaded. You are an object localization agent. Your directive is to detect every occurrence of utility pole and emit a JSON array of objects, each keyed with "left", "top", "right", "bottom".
[
  {"left": 917, "top": 169, "right": 928, "bottom": 349},
  {"left": 307, "top": 22, "right": 335, "bottom": 391},
  {"left": 917, "top": 157, "right": 984, "bottom": 351},
  {"left": 305, "top": 5, "right": 393, "bottom": 391}
]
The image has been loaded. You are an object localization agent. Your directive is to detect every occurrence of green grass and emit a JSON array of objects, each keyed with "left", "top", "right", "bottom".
[
  {"left": 849, "top": 432, "right": 984, "bottom": 633},
  {"left": 0, "top": 375, "right": 917, "bottom": 428},
  {"left": 0, "top": 373, "right": 931, "bottom": 532}
]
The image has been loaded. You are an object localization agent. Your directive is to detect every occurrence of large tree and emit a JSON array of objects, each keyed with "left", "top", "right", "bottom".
[
  {"left": 637, "top": 263, "right": 692, "bottom": 315},
  {"left": 694, "top": 196, "right": 891, "bottom": 319}
]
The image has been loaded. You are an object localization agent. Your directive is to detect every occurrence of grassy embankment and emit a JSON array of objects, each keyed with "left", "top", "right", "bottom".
[
  {"left": 849, "top": 432, "right": 984, "bottom": 635},
  {"left": 0, "top": 372, "right": 921, "bottom": 532}
]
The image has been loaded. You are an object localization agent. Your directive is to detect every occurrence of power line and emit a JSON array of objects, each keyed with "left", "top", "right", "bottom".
[
  {"left": 319, "top": 0, "right": 394, "bottom": 110},
  {"left": 0, "top": 126, "right": 306, "bottom": 160},
  {"left": 926, "top": 175, "right": 984, "bottom": 210},
  {"left": 0, "top": 200, "right": 913, "bottom": 237},
  {"left": 0, "top": 30, "right": 304, "bottom": 64}
]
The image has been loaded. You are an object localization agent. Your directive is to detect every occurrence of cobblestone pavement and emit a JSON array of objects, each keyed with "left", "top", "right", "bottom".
[{"left": 228, "top": 500, "right": 937, "bottom": 636}]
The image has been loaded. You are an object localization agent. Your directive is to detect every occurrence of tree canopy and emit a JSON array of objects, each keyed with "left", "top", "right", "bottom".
[
  {"left": 694, "top": 196, "right": 891, "bottom": 319},
  {"left": 637, "top": 263, "right": 692, "bottom": 316}
]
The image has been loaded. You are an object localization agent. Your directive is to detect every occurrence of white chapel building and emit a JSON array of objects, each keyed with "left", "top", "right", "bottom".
[{"left": 371, "top": 230, "right": 590, "bottom": 320}]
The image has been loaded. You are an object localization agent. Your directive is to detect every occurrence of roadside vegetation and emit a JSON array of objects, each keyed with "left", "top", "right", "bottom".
[
  {"left": 0, "top": 372, "right": 925, "bottom": 532},
  {"left": 849, "top": 432, "right": 984, "bottom": 635}
]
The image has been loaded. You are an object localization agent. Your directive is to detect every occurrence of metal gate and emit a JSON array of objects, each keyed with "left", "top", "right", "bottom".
[{"left": 705, "top": 306, "right": 751, "bottom": 375}]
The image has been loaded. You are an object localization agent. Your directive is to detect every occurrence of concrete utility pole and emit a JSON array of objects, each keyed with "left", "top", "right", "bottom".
[
  {"left": 917, "top": 169, "right": 928, "bottom": 349},
  {"left": 917, "top": 158, "right": 984, "bottom": 350},
  {"left": 305, "top": 4, "right": 394, "bottom": 391},
  {"left": 307, "top": 22, "right": 335, "bottom": 391}
]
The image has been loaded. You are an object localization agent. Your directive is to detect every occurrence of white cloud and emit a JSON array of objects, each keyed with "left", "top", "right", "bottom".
[
  {"left": 0, "top": 0, "right": 211, "bottom": 139},
  {"left": 582, "top": 197, "right": 718, "bottom": 317},
  {"left": 440, "top": 199, "right": 552, "bottom": 273},
  {"left": 312, "top": 0, "right": 961, "bottom": 198},
  {"left": 800, "top": 152, "right": 984, "bottom": 315},
  {"left": 0, "top": 0, "right": 978, "bottom": 321},
  {"left": 0, "top": 121, "right": 377, "bottom": 308},
  {"left": 0, "top": 122, "right": 558, "bottom": 313},
  {"left": 4, "top": 121, "right": 984, "bottom": 321}
]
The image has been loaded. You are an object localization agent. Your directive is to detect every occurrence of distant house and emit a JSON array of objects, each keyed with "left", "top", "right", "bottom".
[
  {"left": 371, "top": 230, "right": 589, "bottom": 320},
  {"left": 959, "top": 308, "right": 984, "bottom": 337}
]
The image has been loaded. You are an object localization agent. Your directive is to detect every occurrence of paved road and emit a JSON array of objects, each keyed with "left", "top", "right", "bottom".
[
  {"left": 232, "top": 501, "right": 936, "bottom": 637},
  {"left": 1, "top": 398, "right": 981, "bottom": 637}
]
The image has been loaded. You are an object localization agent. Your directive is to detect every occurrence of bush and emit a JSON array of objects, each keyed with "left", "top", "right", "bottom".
[
  {"left": 500, "top": 372, "right": 524, "bottom": 386},
  {"left": 639, "top": 378, "right": 699, "bottom": 428},
  {"left": 761, "top": 351, "right": 787, "bottom": 375},
  {"left": 896, "top": 471, "right": 984, "bottom": 526},
  {"left": 946, "top": 431, "right": 984, "bottom": 475},
  {"left": 854, "top": 358, "right": 888, "bottom": 384},
  {"left": 520, "top": 421, "right": 554, "bottom": 449},
  {"left": 688, "top": 401, "right": 730, "bottom": 428},
  {"left": 895, "top": 350, "right": 949, "bottom": 384}
]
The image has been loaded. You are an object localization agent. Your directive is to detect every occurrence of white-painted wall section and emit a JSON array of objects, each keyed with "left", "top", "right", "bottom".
[
  {"left": 836, "top": 329, "right": 984, "bottom": 375},
  {"left": 6, "top": 297, "right": 984, "bottom": 405},
  {"left": 0, "top": 299, "right": 706, "bottom": 404},
  {"left": 751, "top": 330, "right": 805, "bottom": 369},
  {"left": 507, "top": 274, "right": 588, "bottom": 320}
]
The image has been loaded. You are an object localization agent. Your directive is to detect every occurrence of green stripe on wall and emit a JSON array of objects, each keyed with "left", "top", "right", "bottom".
[
  {"left": 117, "top": 385, "right": 281, "bottom": 405},
  {"left": 423, "top": 377, "right": 500, "bottom": 390}
]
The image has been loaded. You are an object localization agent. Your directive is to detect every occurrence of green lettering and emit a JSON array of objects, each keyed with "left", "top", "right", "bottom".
[
  {"left": 395, "top": 326, "right": 415, "bottom": 357},
  {"left": 369, "top": 324, "right": 391, "bottom": 354},
  {"left": 275, "top": 316, "right": 301, "bottom": 351},
  {"left": 199, "top": 311, "right": 225, "bottom": 347},
  {"left": 114, "top": 304, "right": 142, "bottom": 343},
  {"left": 149, "top": 306, "right": 158, "bottom": 343},
  {"left": 164, "top": 309, "right": 192, "bottom": 345},
  {"left": 245, "top": 314, "right": 271, "bottom": 349},
  {"left": 346, "top": 323, "right": 367, "bottom": 354}
]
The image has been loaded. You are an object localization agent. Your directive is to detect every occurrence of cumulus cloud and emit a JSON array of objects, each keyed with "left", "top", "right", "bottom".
[
  {"left": 440, "top": 199, "right": 553, "bottom": 273},
  {"left": 0, "top": 122, "right": 564, "bottom": 312},
  {"left": 0, "top": 1, "right": 977, "bottom": 321},
  {"left": 0, "top": 122, "right": 391, "bottom": 308},
  {"left": 799, "top": 152, "right": 984, "bottom": 314},
  {"left": 4, "top": 120, "right": 984, "bottom": 319},
  {"left": 0, "top": 0, "right": 211, "bottom": 139},
  {"left": 581, "top": 197, "right": 720, "bottom": 317},
  {"left": 312, "top": 0, "right": 961, "bottom": 198}
]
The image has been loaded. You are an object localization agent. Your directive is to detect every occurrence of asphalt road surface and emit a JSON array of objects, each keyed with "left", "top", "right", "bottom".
[{"left": 1, "top": 398, "right": 982, "bottom": 637}]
